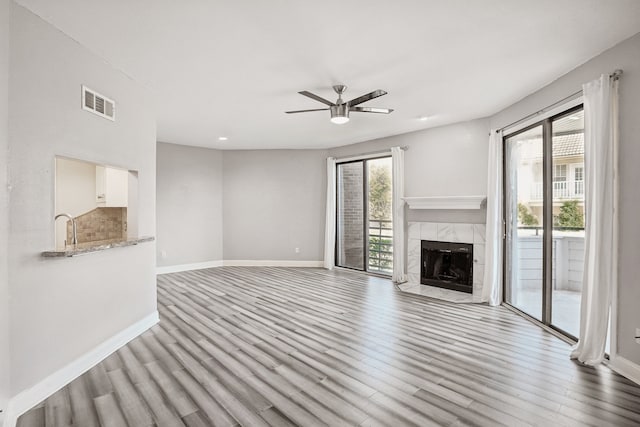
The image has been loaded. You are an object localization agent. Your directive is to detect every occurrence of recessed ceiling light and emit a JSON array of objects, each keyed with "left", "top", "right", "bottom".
[
  {"left": 418, "top": 116, "right": 429, "bottom": 121},
  {"left": 218, "top": 136, "right": 228, "bottom": 141}
]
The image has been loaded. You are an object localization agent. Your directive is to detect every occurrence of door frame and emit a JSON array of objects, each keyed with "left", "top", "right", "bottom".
[
  {"left": 334, "top": 155, "right": 392, "bottom": 275},
  {"left": 502, "top": 104, "right": 584, "bottom": 342}
]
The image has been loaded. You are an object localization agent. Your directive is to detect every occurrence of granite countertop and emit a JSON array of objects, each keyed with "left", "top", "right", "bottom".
[{"left": 42, "top": 236, "right": 155, "bottom": 257}]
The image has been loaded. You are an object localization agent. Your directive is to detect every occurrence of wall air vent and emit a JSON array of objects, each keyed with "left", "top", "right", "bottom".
[{"left": 82, "top": 85, "right": 115, "bottom": 121}]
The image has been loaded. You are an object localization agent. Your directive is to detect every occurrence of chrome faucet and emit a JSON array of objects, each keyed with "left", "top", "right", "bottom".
[{"left": 55, "top": 213, "right": 78, "bottom": 245}]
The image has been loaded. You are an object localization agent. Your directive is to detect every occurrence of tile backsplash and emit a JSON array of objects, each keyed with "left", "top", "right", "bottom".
[{"left": 67, "top": 207, "right": 127, "bottom": 244}]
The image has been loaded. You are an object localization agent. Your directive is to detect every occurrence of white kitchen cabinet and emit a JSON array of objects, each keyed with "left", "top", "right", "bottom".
[{"left": 96, "top": 166, "right": 128, "bottom": 207}]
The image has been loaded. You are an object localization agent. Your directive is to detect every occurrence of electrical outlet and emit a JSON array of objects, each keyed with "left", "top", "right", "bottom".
[
  {"left": 161, "top": 250, "right": 167, "bottom": 259},
  {"left": 295, "top": 247, "right": 300, "bottom": 254},
  {"left": 636, "top": 328, "right": 640, "bottom": 344}
]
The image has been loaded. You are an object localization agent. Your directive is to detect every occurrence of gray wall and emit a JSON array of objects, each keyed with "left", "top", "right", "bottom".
[
  {"left": 8, "top": 4, "right": 157, "bottom": 396},
  {"left": 222, "top": 149, "right": 327, "bottom": 261},
  {"left": 156, "top": 142, "right": 223, "bottom": 267},
  {"left": 328, "top": 119, "right": 489, "bottom": 224},
  {"left": 490, "top": 32, "right": 640, "bottom": 365},
  {"left": 0, "top": 0, "right": 9, "bottom": 414},
  {"left": 156, "top": 120, "right": 488, "bottom": 267}
]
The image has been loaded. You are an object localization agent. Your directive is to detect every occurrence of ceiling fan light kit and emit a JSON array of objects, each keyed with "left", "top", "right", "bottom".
[
  {"left": 330, "top": 104, "right": 349, "bottom": 124},
  {"left": 286, "top": 84, "right": 393, "bottom": 125}
]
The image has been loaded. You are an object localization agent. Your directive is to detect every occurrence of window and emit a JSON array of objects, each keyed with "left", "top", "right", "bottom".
[
  {"left": 574, "top": 166, "right": 584, "bottom": 196},
  {"left": 553, "top": 164, "right": 567, "bottom": 181}
]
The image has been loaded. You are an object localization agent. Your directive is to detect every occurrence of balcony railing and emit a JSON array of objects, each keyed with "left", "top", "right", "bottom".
[
  {"left": 368, "top": 219, "right": 393, "bottom": 274},
  {"left": 531, "top": 180, "right": 584, "bottom": 200}
]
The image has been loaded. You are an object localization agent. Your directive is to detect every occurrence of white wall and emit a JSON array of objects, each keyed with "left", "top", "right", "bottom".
[
  {"left": 490, "top": 32, "right": 640, "bottom": 366},
  {"left": 222, "top": 149, "right": 327, "bottom": 262},
  {"left": 156, "top": 142, "right": 223, "bottom": 267},
  {"left": 328, "top": 119, "right": 489, "bottom": 224},
  {"left": 0, "top": 0, "right": 10, "bottom": 416},
  {"left": 55, "top": 158, "right": 97, "bottom": 249},
  {"left": 8, "top": 3, "right": 156, "bottom": 398}
]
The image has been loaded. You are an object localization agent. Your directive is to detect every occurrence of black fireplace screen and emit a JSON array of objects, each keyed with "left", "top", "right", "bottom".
[{"left": 421, "top": 240, "right": 473, "bottom": 293}]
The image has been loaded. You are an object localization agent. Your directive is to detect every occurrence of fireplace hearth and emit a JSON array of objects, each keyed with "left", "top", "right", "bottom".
[{"left": 421, "top": 240, "right": 473, "bottom": 293}]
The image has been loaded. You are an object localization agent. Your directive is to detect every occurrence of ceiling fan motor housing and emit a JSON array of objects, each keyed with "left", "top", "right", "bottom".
[{"left": 330, "top": 104, "right": 349, "bottom": 124}]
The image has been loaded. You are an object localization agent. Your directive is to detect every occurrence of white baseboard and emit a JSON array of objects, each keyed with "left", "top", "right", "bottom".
[
  {"left": 156, "top": 260, "right": 323, "bottom": 274},
  {"left": 156, "top": 260, "right": 223, "bottom": 274},
  {"left": 222, "top": 260, "right": 324, "bottom": 267},
  {"left": 609, "top": 355, "right": 640, "bottom": 385},
  {"left": 3, "top": 311, "right": 159, "bottom": 427}
]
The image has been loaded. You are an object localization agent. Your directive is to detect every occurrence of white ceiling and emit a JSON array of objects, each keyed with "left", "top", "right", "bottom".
[{"left": 16, "top": 0, "right": 640, "bottom": 150}]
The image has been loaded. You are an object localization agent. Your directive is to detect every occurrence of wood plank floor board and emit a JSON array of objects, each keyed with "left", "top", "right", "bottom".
[
  {"left": 172, "top": 369, "right": 237, "bottom": 427},
  {"left": 242, "top": 375, "right": 326, "bottom": 427},
  {"left": 560, "top": 389, "right": 640, "bottom": 426},
  {"left": 231, "top": 351, "right": 304, "bottom": 398},
  {"left": 44, "top": 386, "right": 72, "bottom": 427},
  {"left": 141, "top": 331, "right": 184, "bottom": 373},
  {"left": 200, "top": 357, "right": 273, "bottom": 412},
  {"left": 412, "top": 388, "right": 505, "bottom": 427},
  {"left": 368, "top": 392, "right": 441, "bottom": 427},
  {"left": 255, "top": 341, "right": 327, "bottom": 382},
  {"left": 257, "top": 407, "right": 298, "bottom": 427},
  {"left": 135, "top": 379, "right": 185, "bottom": 427},
  {"left": 117, "top": 346, "right": 152, "bottom": 385},
  {"left": 67, "top": 375, "right": 100, "bottom": 427},
  {"left": 443, "top": 378, "right": 577, "bottom": 426},
  {"left": 17, "top": 267, "right": 640, "bottom": 426},
  {"left": 107, "top": 368, "right": 155, "bottom": 426},
  {"left": 289, "top": 350, "right": 378, "bottom": 398},
  {"left": 93, "top": 394, "right": 128, "bottom": 427},
  {"left": 15, "top": 406, "right": 44, "bottom": 427},
  {"left": 180, "top": 412, "right": 210, "bottom": 427},
  {"left": 85, "top": 364, "right": 114, "bottom": 399},
  {"left": 128, "top": 336, "right": 159, "bottom": 365},
  {"left": 145, "top": 361, "right": 199, "bottom": 418},
  {"left": 310, "top": 378, "right": 410, "bottom": 427},
  {"left": 101, "top": 352, "right": 124, "bottom": 373}
]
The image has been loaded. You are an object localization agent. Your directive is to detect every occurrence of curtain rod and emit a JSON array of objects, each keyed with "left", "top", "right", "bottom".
[
  {"left": 334, "top": 146, "right": 408, "bottom": 161},
  {"left": 495, "top": 69, "right": 623, "bottom": 134}
]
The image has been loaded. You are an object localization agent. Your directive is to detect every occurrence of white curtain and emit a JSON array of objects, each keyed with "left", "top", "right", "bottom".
[
  {"left": 504, "top": 141, "right": 522, "bottom": 307},
  {"left": 570, "top": 74, "right": 619, "bottom": 365},
  {"left": 482, "top": 130, "right": 504, "bottom": 306},
  {"left": 323, "top": 157, "right": 337, "bottom": 269},
  {"left": 391, "top": 147, "right": 407, "bottom": 283}
]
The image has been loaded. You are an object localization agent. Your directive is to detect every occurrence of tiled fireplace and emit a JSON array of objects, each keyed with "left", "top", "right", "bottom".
[{"left": 402, "top": 221, "right": 485, "bottom": 302}]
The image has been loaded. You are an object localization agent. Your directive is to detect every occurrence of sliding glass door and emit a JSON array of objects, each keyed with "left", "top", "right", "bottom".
[
  {"left": 336, "top": 157, "right": 393, "bottom": 274},
  {"left": 504, "top": 106, "right": 585, "bottom": 339},
  {"left": 504, "top": 125, "right": 544, "bottom": 320},
  {"left": 550, "top": 110, "right": 585, "bottom": 338},
  {"left": 336, "top": 161, "right": 365, "bottom": 270}
]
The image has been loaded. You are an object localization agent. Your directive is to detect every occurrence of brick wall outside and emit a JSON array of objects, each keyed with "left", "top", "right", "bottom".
[{"left": 337, "top": 163, "right": 364, "bottom": 268}]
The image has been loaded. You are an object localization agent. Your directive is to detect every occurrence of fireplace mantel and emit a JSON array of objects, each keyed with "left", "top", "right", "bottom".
[{"left": 403, "top": 196, "right": 486, "bottom": 210}]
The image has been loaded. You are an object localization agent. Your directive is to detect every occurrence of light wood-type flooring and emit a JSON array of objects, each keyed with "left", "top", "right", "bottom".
[{"left": 17, "top": 267, "right": 640, "bottom": 426}]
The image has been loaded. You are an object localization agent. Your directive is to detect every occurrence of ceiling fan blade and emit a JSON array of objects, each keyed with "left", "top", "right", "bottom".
[
  {"left": 298, "top": 91, "right": 335, "bottom": 106},
  {"left": 350, "top": 106, "right": 394, "bottom": 114},
  {"left": 346, "top": 89, "right": 387, "bottom": 107},
  {"left": 285, "top": 108, "right": 330, "bottom": 114}
]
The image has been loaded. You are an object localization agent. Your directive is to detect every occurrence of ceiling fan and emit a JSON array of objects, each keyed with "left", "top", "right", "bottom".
[{"left": 285, "top": 85, "right": 393, "bottom": 124}]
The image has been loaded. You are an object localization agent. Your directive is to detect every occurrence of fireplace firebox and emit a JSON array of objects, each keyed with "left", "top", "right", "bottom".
[{"left": 420, "top": 240, "right": 473, "bottom": 293}]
